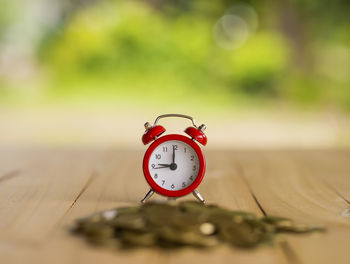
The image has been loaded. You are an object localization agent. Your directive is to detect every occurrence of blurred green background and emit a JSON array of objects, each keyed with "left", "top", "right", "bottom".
[{"left": 1, "top": 0, "right": 350, "bottom": 148}]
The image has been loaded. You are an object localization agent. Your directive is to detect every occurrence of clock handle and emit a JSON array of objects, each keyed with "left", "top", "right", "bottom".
[
  {"left": 150, "top": 113, "right": 207, "bottom": 146},
  {"left": 153, "top": 114, "right": 198, "bottom": 128}
]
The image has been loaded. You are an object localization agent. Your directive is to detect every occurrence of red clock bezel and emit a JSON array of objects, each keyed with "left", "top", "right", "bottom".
[{"left": 143, "top": 134, "right": 206, "bottom": 197}]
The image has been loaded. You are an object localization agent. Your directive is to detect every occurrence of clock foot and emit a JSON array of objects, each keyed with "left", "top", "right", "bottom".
[
  {"left": 192, "top": 189, "right": 206, "bottom": 204},
  {"left": 141, "top": 189, "right": 154, "bottom": 203}
]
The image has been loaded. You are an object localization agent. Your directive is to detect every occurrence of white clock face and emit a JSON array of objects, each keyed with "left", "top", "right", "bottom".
[{"left": 148, "top": 140, "right": 200, "bottom": 191}]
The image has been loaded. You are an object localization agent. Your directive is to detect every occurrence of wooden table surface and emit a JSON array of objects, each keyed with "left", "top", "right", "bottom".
[{"left": 0, "top": 148, "right": 350, "bottom": 264}]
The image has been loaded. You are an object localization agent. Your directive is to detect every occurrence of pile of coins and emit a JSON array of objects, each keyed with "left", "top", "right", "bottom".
[{"left": 73, "top": 201, "right": 324, "bottom": 249}]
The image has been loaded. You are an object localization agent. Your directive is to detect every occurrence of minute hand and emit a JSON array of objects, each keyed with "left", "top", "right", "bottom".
[{"left": 172, "top": 145, "right": 175, "bottom": 163}]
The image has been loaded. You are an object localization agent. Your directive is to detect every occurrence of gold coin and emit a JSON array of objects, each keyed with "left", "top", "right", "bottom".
[
  {"left": 199, "top": 222, "right": 216, "bottom": 235},
  {"left": 73, "top": 203, "right": 325, "bottom": 249}
]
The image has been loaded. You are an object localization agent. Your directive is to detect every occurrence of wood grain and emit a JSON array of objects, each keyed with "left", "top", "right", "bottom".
[
  {"left": 236, "top": 150, "right": 350, "bottom": 264},
  {"left": 0, "top": 148, "right": 349, "bottom": 264}
]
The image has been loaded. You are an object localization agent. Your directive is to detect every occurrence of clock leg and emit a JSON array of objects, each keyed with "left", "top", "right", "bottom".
[
  {"left": 192, "top": 189, "right": 206, "bottom": 204},
  {"left": 141, "top": 189, "right": 154, "bottom": 203}
]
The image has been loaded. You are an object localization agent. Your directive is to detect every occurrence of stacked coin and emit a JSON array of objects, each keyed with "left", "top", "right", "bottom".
[{"left": 73, "top": 201, "right": 324, "bottom": 249}]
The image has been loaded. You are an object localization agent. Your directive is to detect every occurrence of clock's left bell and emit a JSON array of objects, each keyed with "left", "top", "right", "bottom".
[{"left": 142, "top": 123, "right": 166, "bottom": 145}]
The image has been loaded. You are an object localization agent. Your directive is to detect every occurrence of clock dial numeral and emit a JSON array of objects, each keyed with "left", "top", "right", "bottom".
[
  {"left": 189, "top": 176, "right": 193, "bottom": 181},
  {"left": 182, "top": 182, "right": 186, "bottom": 187},
  {"left": 151, "top": 164, "right": 155, "bottom": 169},
  {"left": 163, "top": 147, "right": 167, "bottom": 152},
  {"left": 173, "top": 145, "right": 178, "bottom": 150},
  {"left": 154, "top": 173, "right": 158, "bottom": 179},
  {"left": 162, "top": 180, "right": 165, "bottom": 186},
  {"left": 171, "top": 184, "right": 175, "bottom": 189},
  {"left": 191, "top": 155, "right": 194, "bottom": 161},
  {"left": 192, "top": 165, "right": 196, "bottom": 171},
  {"left": 184, "top": 147, "right": 186, "bottom": 153},
  {"left": 155, "top": 154, "right": 161, "bottom": 159}
]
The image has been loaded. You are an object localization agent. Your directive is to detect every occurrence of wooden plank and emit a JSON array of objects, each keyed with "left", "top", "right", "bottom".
[
  {"left": 289, "top": 150, "right": 350, "bottom": 205},
  {"left": 0, "top": 149, "right": 101, "bottom": 243},
  {"left": 57, "top": 149, "right": 288, "bottom": 264},
  {"left": 3, "top": 148, "right": 349, "bottom": 263},
  {"left": 236, "top": 150, "right": 350, "bottom": 264}
]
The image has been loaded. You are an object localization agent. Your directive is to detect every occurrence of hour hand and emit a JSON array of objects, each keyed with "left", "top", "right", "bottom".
[
  {"left": 153, "top": 164, "right": 171, "bottom": 169},
  {"left": 157, "top": 164, "right": 171, "bottom": 167},
  {"left": 156, "top": 163, "right": 177, "bottom": 171}
]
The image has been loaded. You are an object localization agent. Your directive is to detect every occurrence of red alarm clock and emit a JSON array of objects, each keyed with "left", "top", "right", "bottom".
[{"left": 141, "top": 114, "right": 207, "bottom": 204}]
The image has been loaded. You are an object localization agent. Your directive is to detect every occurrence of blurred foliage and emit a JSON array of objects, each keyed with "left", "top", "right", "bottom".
[{"left": 1, "top": 0, "right": 350, "bottom": 111}]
